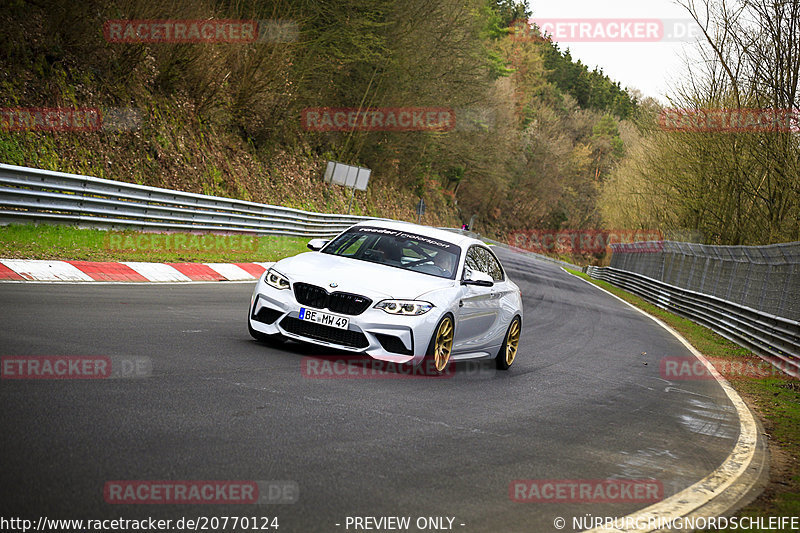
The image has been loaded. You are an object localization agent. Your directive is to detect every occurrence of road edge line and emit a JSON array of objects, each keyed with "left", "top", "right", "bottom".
[{"left": 562, "top": 267, "right": 761, "bottom": 533}]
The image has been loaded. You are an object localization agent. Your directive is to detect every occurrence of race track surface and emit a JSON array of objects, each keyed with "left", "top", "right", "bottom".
[{"left": 0, "top": 249, "right": 741, "bottom": 532}]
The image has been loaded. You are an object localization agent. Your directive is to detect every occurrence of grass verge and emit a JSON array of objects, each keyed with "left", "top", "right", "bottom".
[
  {"left": 565, "top": 268, "right": 800, "bottom": 527},
  {"left": 0, "top": 224, "right": 311, "bottom": 263}
]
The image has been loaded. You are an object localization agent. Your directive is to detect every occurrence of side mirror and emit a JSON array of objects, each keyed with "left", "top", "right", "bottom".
[
  {"left": 461, "top": 268, "right": 494, "bottom": 287},
  {"left": 307, "top": 239, "right": 329, "bottom": 251}
]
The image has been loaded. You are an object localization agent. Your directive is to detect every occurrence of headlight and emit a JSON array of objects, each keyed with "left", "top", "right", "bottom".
[
  {"left": 265, "top": 268, "right": 290, "bottom": 290},
  {"left": 374, "top": 300, "right": 433, "bottom": 316}
]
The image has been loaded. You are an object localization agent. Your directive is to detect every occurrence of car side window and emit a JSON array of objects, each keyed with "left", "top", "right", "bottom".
[
  {"left": 484, "top": 248, "right": 504, "bottom": 281},
  {"left": 464, "top": 246, "right": 481, "bottom": 276},
  {"left": 463, "top": 246, "right": 504, "bottom": 282}
]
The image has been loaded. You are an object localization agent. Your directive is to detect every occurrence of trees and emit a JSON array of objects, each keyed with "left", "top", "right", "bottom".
[
  {"left": 600, "top": 0, "right": 800, "bottom": 245},
  {"left": 1, "top": 0, "right": 641, "bottom": 237}
]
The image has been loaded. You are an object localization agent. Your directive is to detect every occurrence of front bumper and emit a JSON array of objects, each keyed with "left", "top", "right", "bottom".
[{"left": 249, "top": 277, "right": 439, "bottom": 366}]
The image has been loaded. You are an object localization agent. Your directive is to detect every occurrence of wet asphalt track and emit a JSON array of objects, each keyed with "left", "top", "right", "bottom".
[{"left": 0, "top": 249, "right": 741, "bottom": 532}]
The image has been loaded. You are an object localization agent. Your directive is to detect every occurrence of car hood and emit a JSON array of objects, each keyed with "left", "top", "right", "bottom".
[{"left": 272, "top": 252, "right": 456, "bottom": 300}]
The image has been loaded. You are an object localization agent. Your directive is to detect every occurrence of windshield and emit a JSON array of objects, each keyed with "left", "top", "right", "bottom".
[{"left": 321, "top": 226, "right": 461, "bottom": 280}]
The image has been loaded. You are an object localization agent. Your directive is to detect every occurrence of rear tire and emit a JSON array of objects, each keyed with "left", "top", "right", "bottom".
[
  {"left": 423, "top": 315, "right": 455, "bottom": 374},
  {"left": 496, "top": 316, "right": 521, "bottom": 370}
]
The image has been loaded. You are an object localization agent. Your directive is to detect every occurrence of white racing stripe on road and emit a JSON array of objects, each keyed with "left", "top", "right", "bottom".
[
  {"left": 1, "top": 260, "right": 94, "bottom": 281},
  {"left": 204, "top": 263, "right": 254, "bottom": 281},
  {"left": 122, "top": 262, "right": 192, "bottom": 282},
  {"left": 564, "top": 268, "right": 759, "bottom": 533}
]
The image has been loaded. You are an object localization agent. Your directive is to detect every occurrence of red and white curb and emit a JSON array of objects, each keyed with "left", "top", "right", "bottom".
[{"left": 0, "top": 260, "right": 275, "bottom": 282}]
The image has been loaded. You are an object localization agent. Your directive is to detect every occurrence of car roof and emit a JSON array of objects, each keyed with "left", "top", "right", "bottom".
[{"left": 351, "top": 219, "right": 482, "bottom": 249}]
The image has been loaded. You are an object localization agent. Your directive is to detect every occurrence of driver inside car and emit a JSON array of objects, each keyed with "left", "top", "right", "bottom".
[
  {"left": 433, "top": 251, "right": 456, "bottom": 277},
  {"left": 381, "top": 239, "right": 404, "bottom": 265}
]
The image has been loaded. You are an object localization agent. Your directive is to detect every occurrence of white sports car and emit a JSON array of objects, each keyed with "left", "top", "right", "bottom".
[{"left": 248, "top": 220, "right": 523, "bottom": 373}]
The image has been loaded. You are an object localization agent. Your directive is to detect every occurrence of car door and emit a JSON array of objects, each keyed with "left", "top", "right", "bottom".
[
  {"left": 453, "top": 246, "right": 503, "bottom": 353},
  {"left": 481, "top": 247, "right": 512, "bottom": 347}
]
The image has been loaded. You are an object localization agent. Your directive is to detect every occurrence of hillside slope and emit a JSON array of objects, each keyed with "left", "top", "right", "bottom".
[{"left": 0, "top": 0, "right": 638, "bottom": 238}]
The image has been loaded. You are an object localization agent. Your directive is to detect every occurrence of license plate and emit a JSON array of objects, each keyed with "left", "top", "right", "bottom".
[{"left": 299, "top": 308, "right": 349, "bottom": 330}]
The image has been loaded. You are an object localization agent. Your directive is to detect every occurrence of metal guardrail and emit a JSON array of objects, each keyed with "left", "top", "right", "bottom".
[
  {"left": 0, "top": 163, "right": 375, "bottom": 237},
  {"left": 0, "top": 162, "right": 586, "bottom": 263},
  {"left": 586, "top": 265, "right": 800, "bottom": 378}
]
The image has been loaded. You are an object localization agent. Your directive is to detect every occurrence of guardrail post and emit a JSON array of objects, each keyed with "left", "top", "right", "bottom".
[
  {"left": 664, "top": 244, "right": 676, "bottom": 285},
  {"left": 778, "top": 262, "right": 796, "bottom": 318},
  {"left": 726, "top": 261, "right": 738, "bottom": 302},
  {"left": 740, "top": 249, "right": 755, "bottom": 306},
  {"left": 756, "top": 247, "right": 771, "bottom": 311},
  {"left": 676, "top": 250, "right": 686, "bottom": 288},
  {"left": 710, "top": 247, "right": 723, "bottom": 299},
  {"left": 699, "top": 255, "right": 710, "bottom": 293}
]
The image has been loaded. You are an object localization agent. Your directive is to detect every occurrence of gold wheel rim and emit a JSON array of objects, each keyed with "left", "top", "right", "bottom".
[
  {"left": 434, "top": 318, "right": 454, "bottom": 372},
  {"left": 505, "top": 320, "right": 520, "bottom": 366}
]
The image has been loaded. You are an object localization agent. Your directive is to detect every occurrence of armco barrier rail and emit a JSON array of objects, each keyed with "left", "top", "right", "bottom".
[
  {"left": 0, "top": 163, "right": 375, "bottom": 237},
  {"left": 587, "top": 259, "right": 800, "bottom": 378},
  {"left": 0, "top": 164, "right": 582, "bottom": 269}
]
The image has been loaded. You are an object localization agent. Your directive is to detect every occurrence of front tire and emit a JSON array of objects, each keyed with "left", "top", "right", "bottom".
[
  {"left": 496, "top": 316, "right": 521, "bottom": 370},
  {"left": 424, "top": 315, "right": 455, "bottom": 374}
]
